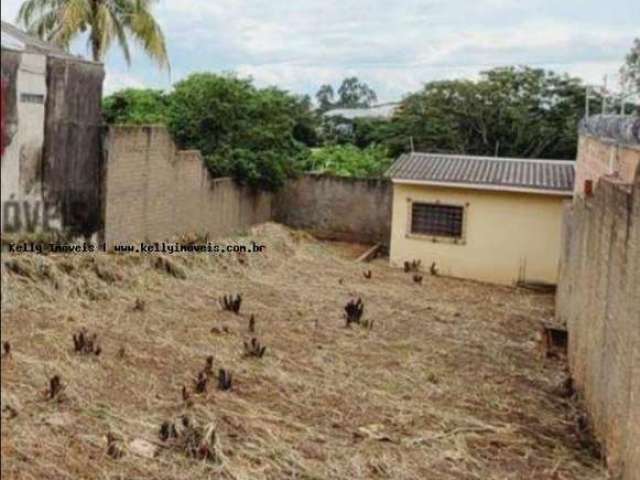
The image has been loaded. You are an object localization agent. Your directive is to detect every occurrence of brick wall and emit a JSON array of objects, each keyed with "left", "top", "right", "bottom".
[
  {"left": 273, "top": 174, "right": 392, "bottom": 245},
  {"left": 557, "top": 136, "right": 640, "bottom": 480},
  {"left": 104, "top": 126, "right": 272, "bottom": 247}
]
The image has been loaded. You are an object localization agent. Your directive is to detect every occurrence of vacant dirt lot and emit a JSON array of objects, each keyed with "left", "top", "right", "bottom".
[{"left": 1, "top": 224, "right": 605, "bottom": 479}]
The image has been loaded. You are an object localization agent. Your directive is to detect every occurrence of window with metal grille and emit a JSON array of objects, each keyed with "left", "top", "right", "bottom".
[{"left": 411, "top": 203, "right": 464, "bottom": 238}]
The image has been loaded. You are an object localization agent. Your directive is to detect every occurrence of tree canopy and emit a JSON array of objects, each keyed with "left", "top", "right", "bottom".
[
  {"left": 102, "top": 74, "right": 315, "bottom": 191},
  {"left": 361, "top": 67, "right": 590, "bottom": 160},
  {"left": 103, "top": 66, "right": 600, "bottom": 188},
  {"left": 102, "top": 89, "right": 169, "bottom": 125},
  {"left": 316, "top": 77, "right": 378, "bottom": 112},
  {"left": 620, "top": 38, "right": 640, "bottom": 93}
]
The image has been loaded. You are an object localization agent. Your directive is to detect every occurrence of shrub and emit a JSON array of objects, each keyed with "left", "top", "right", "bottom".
[
  {"left": 102, "top": 89, "right": 169, "bottom": 125},
  {"left": 305, "top": 144, "right": 392, "bottom": 178},
  {"left": 167, "top": 73, "right": 311, "bottom": 190}
]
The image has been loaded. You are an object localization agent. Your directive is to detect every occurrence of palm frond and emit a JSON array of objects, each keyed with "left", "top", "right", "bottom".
[
  {"left": 109, "top": 10, "right": 132, "bottom": 65},
  {"left": 49, "top": 0, "right": 89, "bottom": 49},
  {"left": 16, "top": 0, "right": 57, "bottom": 28},
  {"left": 123, "top": 0, "right": 170, "bottom": 70},
  {"left": 15, "top": 0, "right": 169, "bottom": 67}
]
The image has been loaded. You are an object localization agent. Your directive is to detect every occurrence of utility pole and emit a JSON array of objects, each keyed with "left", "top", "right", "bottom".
[
  {"left": 585, "top": 86, "right": 590, "bottom": 118},
  {"left": 602, "top": 75, "right": 608, "bottom": 114}
]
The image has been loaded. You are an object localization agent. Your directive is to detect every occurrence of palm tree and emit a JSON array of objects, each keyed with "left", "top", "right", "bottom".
[{"left": 16, "top": 0, "right": 169, "bottom": 69}]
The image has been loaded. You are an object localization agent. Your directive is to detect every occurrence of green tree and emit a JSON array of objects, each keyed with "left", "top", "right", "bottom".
[
  {"left": 337, "top": 77, "right": 377, "bottom": 108},
  {"left": 16, "top": 0, "right": 169, "bottom": 67},
  {"left": 102, "top": 88, "right": 169, "bottom": 125},
  {"left": 315, "top": 77, "right": 378, "bottom": 112},
  {"left": 620, "top": 38, "right": 640, "bottom": 94},
  {"left": 316, "top": 84, "right": 335, "bottom": 112},
  {"left": 290, "top": 94, "right": 320, "bottom": 147},
  {"left": 167, "top": 73, "right": 310, "bottom": 191},
  {"left": 385, "top": 67, "right": 588, "bottom": 160}
]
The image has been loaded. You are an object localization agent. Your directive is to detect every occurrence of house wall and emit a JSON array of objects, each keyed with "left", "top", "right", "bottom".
[
  {"left": 104, "top": 126, "right": 272, "bottom": 247},
  {"left": 0, "top": 50, "right": 48, "bottom": 232},
  {"left": 556, "top": 137, "right": 640, "bottom": 480},
  {"left": 274, "top": 174, "right": 392, "bottom": 245},
  {"left": 389, "top": 183, "right": 569, "bottom": 285}
]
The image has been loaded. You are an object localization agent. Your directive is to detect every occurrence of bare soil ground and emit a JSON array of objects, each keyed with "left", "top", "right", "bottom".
[{"left": 0, "top": 223, "right": 605, "bottom": 479}]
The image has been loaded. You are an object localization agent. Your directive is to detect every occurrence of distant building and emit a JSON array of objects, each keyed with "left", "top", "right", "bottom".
[
  {"left": 322, "top": 103, "right": 400, "bottom": 137},
  {"left": 1, "top": 21, "right": 104, "bottom": 235},
  {"left": 387, "top": 152, "right": 575, "bottom": 286},
  {"left": 322, "top": 102, "right": 400, "bottom": 121}
]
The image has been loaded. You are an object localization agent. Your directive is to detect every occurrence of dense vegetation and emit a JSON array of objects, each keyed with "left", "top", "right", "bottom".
[
  {"left": 103, "top": 41, "right": 639, "bottom": 189},
  {"left": 377, "top": 67, "right": 593, "bottom": 160},
  {"left": 103, "top": 74, "right": 316, "bottom": 191},
  {"left": 621, "top": 38, "right": 640, "bottom": 93},
  {"left": 167, "top": 74, "right": 314, "bottom": 191},
  {"left": 102, "top": 89, "right": 169, "bottom": 125},
  {"left": 304, "top": 145, "right": 392, "bottom": 178}
]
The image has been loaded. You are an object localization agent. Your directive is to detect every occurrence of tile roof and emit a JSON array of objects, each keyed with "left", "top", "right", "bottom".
[{"left": 387, "top": 152, "right": 575, "bottom": 195}]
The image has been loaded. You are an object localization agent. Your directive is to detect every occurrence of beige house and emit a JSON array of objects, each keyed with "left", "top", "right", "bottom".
[{"left": 387, "top": 153, "right": 575, "bottom": 286}]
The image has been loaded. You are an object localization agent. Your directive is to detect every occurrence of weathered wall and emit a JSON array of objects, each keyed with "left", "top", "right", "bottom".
[
  {"left": 390, "top": 183, "right": 569, "bottom": 285},
  {"left": 575, "top": 115, "right": 640, "bottom": 193},
  {"left": 273, "top": 174, "right": 392, "bottom": 245},
  {"left": 0, "top": 50, "right": 48, "bottom": 232},
  {"left": 557, "top": 133, "right": 640, "bottom": 480},
  {"left": 0, "top": 50, "right": 20, "bottom": 156},
  {"left": 43, "top": 57, "right": 105, "bottom": 236},
  {"left": 104, "top": 127, "right": 272, "bottom": 247},
  {"left": 0, "top": 42, "right": 104, "bottom": 235}
]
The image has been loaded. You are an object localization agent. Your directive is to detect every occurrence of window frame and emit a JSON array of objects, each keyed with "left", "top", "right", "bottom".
[{"left": 405, "top": 198, "right": 468, "bottom": 245}]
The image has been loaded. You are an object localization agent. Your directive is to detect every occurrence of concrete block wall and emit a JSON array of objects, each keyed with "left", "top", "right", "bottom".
[
  {"left": 557, "top": 136, "right": 640, "bottom": 480},
  {"left": 274, "top": 174, "right": 392, "bottom": 245},
  {"left": 104, "top": 126, "right": 272, "bottom": 247}
]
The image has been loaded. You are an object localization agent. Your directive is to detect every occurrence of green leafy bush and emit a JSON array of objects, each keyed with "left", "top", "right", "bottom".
[
  {"left": 103, "top": 74, "right": 316, "bottom": 190},
  {"left": 102, "top": 89, "right": 169, "bottom": 125},
  {"left": 305, "top": 145, "right": 392, "bottom": 178},
  {"left": 167, "top": 73, "right": 312, "bottom": 191}
]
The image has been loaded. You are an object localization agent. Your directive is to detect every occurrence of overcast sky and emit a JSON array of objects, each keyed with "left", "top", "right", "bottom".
[{"left": 2, "top": 0, "right": 638, "bottom": 100}]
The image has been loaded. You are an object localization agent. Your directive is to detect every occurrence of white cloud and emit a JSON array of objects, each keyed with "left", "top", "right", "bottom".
[
  {"left": 103, "top": 72, "right": 146, "bottom": 95},
  {"left": 3, "top": 0, "right": 637, "bottom": 100},
  {"left": 0, "top": 0, "right": 21, "bottom": 22}
]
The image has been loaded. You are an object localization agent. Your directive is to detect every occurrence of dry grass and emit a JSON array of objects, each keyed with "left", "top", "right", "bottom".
[{"left": 1, "top": 223, "right": 605, "bottom": 480}]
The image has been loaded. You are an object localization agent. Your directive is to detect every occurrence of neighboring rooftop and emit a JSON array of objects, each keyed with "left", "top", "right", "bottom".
[
  {"left": 1, "top": 21, "right": 84, "bottom": 61},
  {"left": 387, "top": 152, "right": 575, "bottom": 195},
  {"left": 323, "top": 102, "right": 399, "bottom": 120}
]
